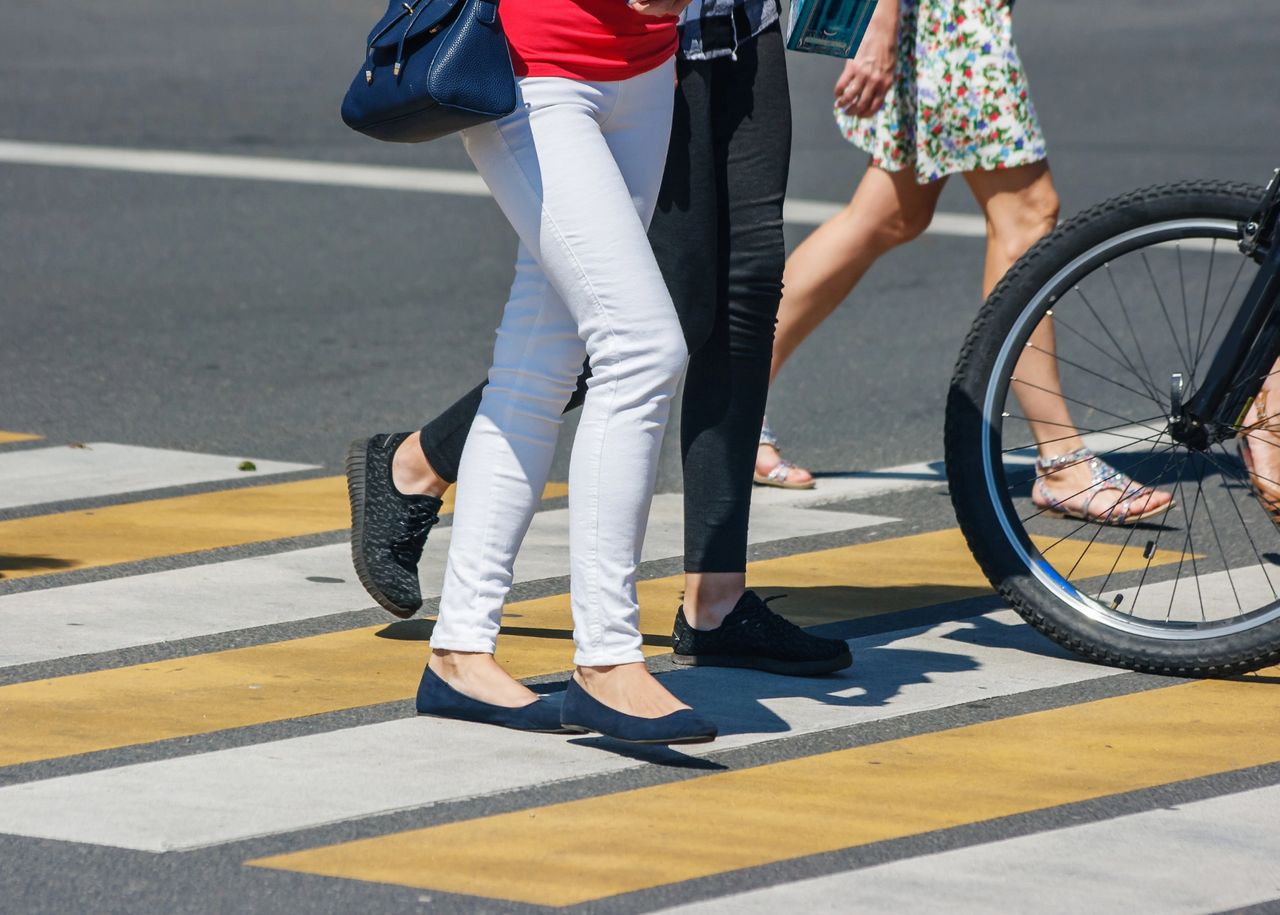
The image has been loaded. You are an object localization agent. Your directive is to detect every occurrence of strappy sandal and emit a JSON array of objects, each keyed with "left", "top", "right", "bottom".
[
  {"left": 1030, "top": 447, "right": 1173, "bottom": 525},
  {"left": 1238, "top": 389, "right": 1280, "bottom": 524},
  {"left": 754, "top": 417, "right": 816, "bottom": 490}
]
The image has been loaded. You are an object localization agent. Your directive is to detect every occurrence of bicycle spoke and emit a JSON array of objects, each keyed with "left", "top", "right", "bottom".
[
  {"left": 1141, "top": 250, "right": 1195, "bottom": 377},
  {"left": 1193, "top": 254, "right": 1249, "bottom": 369},
  {"left": 1004, "top": 428, "right": 1171, "bottom": 493},
  {"left": 1009, "top": 376, "right": 1150, "bottom": 428},
  {"left": 1166, "top": 457, "right": 1206, "bottom": 622},
  {"left": 1025, "top": 340, "right": 1164, "bottom": 405},
  {"left": 1064, "top": 430, "right": 1172, "bottom": 584},
  {"left": 1176, "top": 244, "right": 1196, "bottom": 387},
  {"left": 1200, "top": 444, "right": 1280, "bottom": 602},
  {"left": 1050, "top": 311, "right": 1166, "bottom": 409},
  {"left": 1123, "top": 446, "right": 1188, "bottom": 617},
  {"left": 1069, "top": 284, "right": 1166, "bottom": 405},
  {"left": 1105, "top": 261, "right": 1163, "bottom": 405},
  {"left": 1193, "top": 239, "right": 1216, "bottom": 375},
  {"left": 1194, "top": 450, "right": 1244, "bottom": 615},
  {"left": 1000, "top": 413, "right": 1167, "bottom": 446},
  {"left": 1096, "top": 438, "right": 1185, "bottom": 605},
  {"left": 1019, "top": 441, "right": 1179, "bottom": 527}
]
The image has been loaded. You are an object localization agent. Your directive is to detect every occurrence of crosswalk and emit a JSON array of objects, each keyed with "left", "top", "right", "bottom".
[{"left": 1, "top": 431, "right": 1277, "bottom": 913}]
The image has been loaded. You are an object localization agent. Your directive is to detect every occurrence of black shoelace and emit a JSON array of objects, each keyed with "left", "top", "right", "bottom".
[
  {"left": 729, "top": 595, "right": 812, "bottom": 646},
  {"left": 390, "top": 500, "right": 440, "bottom": 566}
]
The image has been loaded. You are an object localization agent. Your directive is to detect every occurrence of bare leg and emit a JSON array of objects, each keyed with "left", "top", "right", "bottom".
[
  {"left": 1240, "top": 371, "right": 1280, "bottom": 513},
  {"left": 759, "top": 165, "right": 947, "bottom": 483},
  {"left": 683, "top": 571, "right": 746, "bottom": 628},
  {"left": 392, "top": 431, "right": 450, "bottom": 498},
  {"left": 966, "top": 162, "right": 1171, "bottom": 519}
]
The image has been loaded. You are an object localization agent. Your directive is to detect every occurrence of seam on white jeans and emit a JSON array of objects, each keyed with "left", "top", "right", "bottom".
[{"left": 490, "top": 116, "right": 630, "bottom": 653}]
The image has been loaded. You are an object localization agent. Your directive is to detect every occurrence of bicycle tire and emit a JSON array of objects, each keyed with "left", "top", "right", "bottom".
[{"left": 946, "top": 179, "right": 1277, "bottom": 676}]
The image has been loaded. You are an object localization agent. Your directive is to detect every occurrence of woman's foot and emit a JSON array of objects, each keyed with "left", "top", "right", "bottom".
[
  {"left": 346, "top": 432, "right": 445, "bottom": 618},
  {"left": 574, "top": 663, "right": 688, "bottom": 718},
  {"left": 1239, "top": 390, "right": 1280, "bottom": 520},
  {"left": 427, "top": 650, "right": 539, "bottom": 708},
  {"left": 417, "top": 651, "right": 570, "bottom": 733},
  {"left": 754, "top": 417, "right": 815, "bottom": 490},
  {"left": 1031, "top": 447, "right": 1174, "bottom": 525},
  {"left": 562, "top": 664, "right": 716, "bottom": 745}
]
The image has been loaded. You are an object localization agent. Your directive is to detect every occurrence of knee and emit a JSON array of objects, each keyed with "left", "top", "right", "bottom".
[
  {"left": 619, "top": 320, "right": 688, "bottom": 390},
  {"left": 993, "top": 186, "right": 1061, "bottom": 263},
  {"left": 870, "top": 207, "right": 934, "bottom": 250}
]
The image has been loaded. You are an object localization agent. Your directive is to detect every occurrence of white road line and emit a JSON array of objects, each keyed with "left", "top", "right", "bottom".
[
  {"left": 751, "top": 459, "right": 948, "bottom": 509},
  {"left": 662, "top": 785, "right": 1280, "bottom": 915},
  {"left": 0, "top": 138, "right": 987, "bottom": 236},
  {"left": 0, "top": 610, "right": 1114, "bottom": 851},
  {"left": 0, "top": 140, "right": 491, "bottom": 197},
  {"left": 0, "top": 494, "right": 893, "bottom": 668},
  {"left": 0, "top": 443, "right": 314, "bottom": 511}
]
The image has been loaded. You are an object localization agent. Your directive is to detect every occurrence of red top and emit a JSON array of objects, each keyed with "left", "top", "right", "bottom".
[{"left": 500, "top": 0, "right": 678, "bottom": 81}]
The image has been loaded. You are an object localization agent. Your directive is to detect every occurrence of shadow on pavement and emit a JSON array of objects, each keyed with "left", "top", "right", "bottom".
[{"left": 0, "top": 554, "right": 77, "bottom": 577}]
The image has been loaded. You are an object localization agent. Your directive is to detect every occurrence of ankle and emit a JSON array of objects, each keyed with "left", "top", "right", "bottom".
[
  {"left": 393, "top": 432, "right": 450, "bottom": 497},
  {"left": 683, "top": 575, "right": 745, "bottom": 630}
]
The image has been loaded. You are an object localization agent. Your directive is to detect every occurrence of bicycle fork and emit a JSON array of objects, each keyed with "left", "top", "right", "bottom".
[{"left": 1170, "top": 172, "right": 1280, "bottom": 449}]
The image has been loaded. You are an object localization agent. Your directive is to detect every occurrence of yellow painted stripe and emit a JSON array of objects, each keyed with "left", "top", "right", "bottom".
[
  {"left": 251, "top": 671, "right": 1280, "bottom": 906},
  {"left": 0, "top": 431, "right": 42, "bottom": 444},
  {"left": 0, "top": 477, "right": 351, "bottom": 580},
  {"left": 0, "top": 529, "right": 1169, "bottom": 766},
  {"left": 0, "top": 475, "right": 567, "bottom": 582}
]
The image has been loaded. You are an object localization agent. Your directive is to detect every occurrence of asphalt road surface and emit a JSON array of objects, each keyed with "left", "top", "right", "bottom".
[{"left": 2, "top": 1, "right": 1280, "bottom": 913}]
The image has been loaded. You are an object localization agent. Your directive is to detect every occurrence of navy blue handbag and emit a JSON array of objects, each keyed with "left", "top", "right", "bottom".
[{"left": 341, "top": 0, "right": 517, "bottom": 143}]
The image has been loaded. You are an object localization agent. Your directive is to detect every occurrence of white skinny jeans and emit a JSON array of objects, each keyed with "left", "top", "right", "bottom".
[{"left": 431, "top": 60, "right": 686, "bottom": 667}]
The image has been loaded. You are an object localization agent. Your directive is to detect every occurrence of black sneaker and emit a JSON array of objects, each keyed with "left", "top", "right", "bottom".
[
  {"left": 672, "top": 590, "right": 852, "bottom": 676},
  {"left": 345, "top": 432, "right": 444, "bottom": 619}
]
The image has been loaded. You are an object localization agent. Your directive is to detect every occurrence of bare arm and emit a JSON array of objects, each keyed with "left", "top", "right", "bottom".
[{"left": 835, "top": 0, "right": 899, "bottom": 119}]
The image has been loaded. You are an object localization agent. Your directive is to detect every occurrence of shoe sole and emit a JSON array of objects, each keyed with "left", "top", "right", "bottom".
[
  {"left": 559, "top": 725, "right": 716, "bottom": 745},
  {"left": 345, "top": 438, "right": 420, "bottom": 620},
  {"left": 416, "top": 711, "right": 577, "bottom": 735},
  {"left": 670, "top": 649, "right": 853, "bottom": 677}
]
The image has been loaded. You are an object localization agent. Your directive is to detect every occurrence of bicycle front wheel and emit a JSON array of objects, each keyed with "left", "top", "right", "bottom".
[{"left": 946, "top": 179, "right": 1280, "bottom": 675}]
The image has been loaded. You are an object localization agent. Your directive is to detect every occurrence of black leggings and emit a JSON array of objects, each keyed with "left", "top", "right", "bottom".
[{"left": 422, "top": 25, "right": 791, "bottom": 573}]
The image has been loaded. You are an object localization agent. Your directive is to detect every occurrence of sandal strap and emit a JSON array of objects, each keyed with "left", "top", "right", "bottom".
[
  {"left": 1243, "top": 389, "right": 1280, "bottom": 434},
  {"left": 1035, "top": 446, "right": 1093, "bottom": 472},
  {"left": 759, "top": 416, "right": 780, "bottom": 450},
  {"left": 766, "top": 459, "right": 796, "bottom": 483},
  {"left": 1037, "top": 448, "right": 1152, "bottom": 522}
]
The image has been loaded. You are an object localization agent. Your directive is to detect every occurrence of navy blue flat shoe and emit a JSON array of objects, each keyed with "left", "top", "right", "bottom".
[
  {"left": 560, "top": 678, "right": 717, "bottom": 745},
  {"left": 415, "top": 666, "right": 573, "bottom": 733}
]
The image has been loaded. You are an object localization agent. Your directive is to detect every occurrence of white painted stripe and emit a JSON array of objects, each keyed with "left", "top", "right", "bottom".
[
  {"left": 0, "top": 140, "right": 491, "bottom": 197},
  {"left": 663, "top": 785, "right": 1280, "bottom": 915},
  {"left": 0, "top": 495, "right": 892, "bottom": 668},
  {"left": 750, "top": 459, "right": 948, "bottom": 509},
  {"left": 0, "top": 611, "right": 1115, "bottom": 851},
  {"left": 0, "top": 139, "right": 985, "bottom": 237},
  {"left": 0, "top": 443, "right": 314, "bottom": 511}
]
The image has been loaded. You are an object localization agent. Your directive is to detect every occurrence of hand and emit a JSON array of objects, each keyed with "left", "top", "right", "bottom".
[
  {"left": 834, "top": 4, "right": 897, "bottom": 118},
  {"left": 629, "top": 0, "right": 693, "bottom": 17}
]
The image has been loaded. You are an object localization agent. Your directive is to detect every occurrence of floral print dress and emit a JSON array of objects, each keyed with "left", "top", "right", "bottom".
[{"left": 836, "top": 0, "right": 1048, "bottom": 183}]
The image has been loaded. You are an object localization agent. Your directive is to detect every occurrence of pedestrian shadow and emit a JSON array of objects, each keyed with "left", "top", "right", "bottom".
[
  {"left": 0, "top": 554, "right": 77, "bottom": 578},
  {"left": 375, "top": 619, "right": 673, "bottom": 649},
  {"left": 659, "top": 611, "right": 1077, "bottom": 739},
  {"left": 810, "top": 460, "right": 946, "bottom": 483}
]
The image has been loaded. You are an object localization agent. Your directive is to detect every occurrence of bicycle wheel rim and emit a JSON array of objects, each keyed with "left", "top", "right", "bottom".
[{"left": 980, "top": 216, "right": 1280, "bottom": 641}]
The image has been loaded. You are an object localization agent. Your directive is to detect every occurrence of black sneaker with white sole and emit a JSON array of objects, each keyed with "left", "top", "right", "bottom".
[
  {"left": 346, "top": 432, "right": 443, "bottom": 619},
  {"left": 672, "top": 590, "right": 852, "bottom": 676}
]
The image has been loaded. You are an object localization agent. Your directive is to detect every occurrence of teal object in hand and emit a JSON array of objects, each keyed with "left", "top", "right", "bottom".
[
  {"left": 341, "top": 0, "right": 517, "bottom": 143},
  {"left": 786, "top": 0, "right": 879, "bottom": 58}
]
